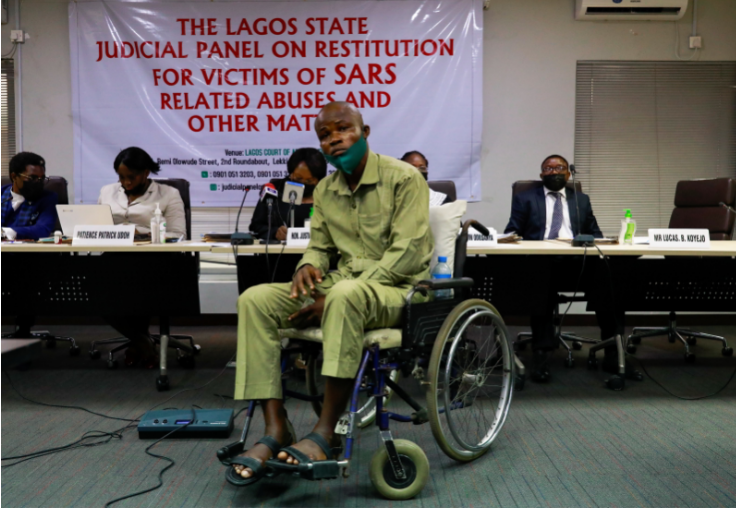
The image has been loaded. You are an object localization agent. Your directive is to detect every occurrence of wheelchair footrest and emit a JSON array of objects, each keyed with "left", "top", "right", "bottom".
[
  {"left": 264, "top": 458, "right": 341, "bottom": 481},
  {"left": 217, "top": 441, "right": 245, "bottom": 466}
]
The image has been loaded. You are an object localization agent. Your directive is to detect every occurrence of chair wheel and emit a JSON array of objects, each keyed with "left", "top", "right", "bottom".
[
  {"left": 686, "top": 337, "right": 697, "bottom": 346},
  {"left": 156, "top": 375, "right": 170, "bottom": 391},
  {"left": 626, "top": 345, "right": 637, "bottom": 355},
  {"left": 369, "top": 439, "right": 429, "bottom": 500},
  {"left": 107, "top": 359, "right": 118, "bottom": 369},
  {"left": 89, "top": 350, "right": 101, "bottom": 360},
  {"left": 722, "top": 347, "right": 733, "bottom": 357},
  {"left": 572, "top": 341, "right": 583, "bottom": 351},
  {"left": 515, "top": 375, "right": 525, "bottom": 391},
  {"left": 45, "top": 339, "right": 56, "bottom": 349},
  {"left": 684, "top": 353, "right": 696, "bottom": 364},
  {"left": 515, "top": 342, "right": 527, "bottom": 352},
  {"left": 564, "top": 357, "right": 574, "bottom": 368},
  {"left": 69, "top": 345, "right": 81, "bottom": 356},
  {"left": 630, "top": 336, "right": 642, "bottom": 345},
  {"left": 192, "top": 344, "right": 202, "bottom": 355},
  {"left": 606, "top": 375, "right": 625, "bottom": 391},
  {"left": 587, "top": 358, "right": 598, "bottom": 370},
  {"left": 178, "top": 355, "right": 196, "bottom": 369}
]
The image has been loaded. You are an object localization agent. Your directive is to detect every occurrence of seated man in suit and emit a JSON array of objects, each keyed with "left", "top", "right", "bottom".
[
  {"left": 505, "top": 155, "right": 635, "bottom": 383},
  {"left": 1, "top": 152, "right": 58, "bottom": 241},
  {"left": 231, "top": 102, "right": 432, "bottom": 482}
]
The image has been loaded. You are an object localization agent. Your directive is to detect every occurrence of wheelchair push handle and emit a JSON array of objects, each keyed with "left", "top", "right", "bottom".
[{"left": 416, "top": 277, "right": 474, "bottom": 291}]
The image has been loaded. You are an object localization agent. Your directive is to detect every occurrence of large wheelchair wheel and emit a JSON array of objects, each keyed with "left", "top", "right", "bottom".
[{"left": 426, "top": 299, "right": 514, "bottom": 462}]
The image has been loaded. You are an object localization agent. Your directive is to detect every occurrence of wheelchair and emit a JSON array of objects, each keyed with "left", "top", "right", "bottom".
[{"left": 217, "top": 220, "right": 516, "bottom": 500}]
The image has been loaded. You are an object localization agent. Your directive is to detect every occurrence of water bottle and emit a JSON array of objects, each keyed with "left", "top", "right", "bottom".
[{"left": 431, "top": 256, "right": 452, "bottom": 300}]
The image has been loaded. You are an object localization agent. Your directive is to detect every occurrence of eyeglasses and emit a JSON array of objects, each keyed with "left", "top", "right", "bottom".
[
  {"left": 18, "top": 174, "right": 50, "bottom": 184},
  {"left": 541, "top": 166, "right": 568, "bottom": 174}
]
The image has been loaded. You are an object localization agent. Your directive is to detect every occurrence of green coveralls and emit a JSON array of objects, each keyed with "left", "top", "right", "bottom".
[{"left": 234, "top": 151, "right": 434, "bottom": 400}]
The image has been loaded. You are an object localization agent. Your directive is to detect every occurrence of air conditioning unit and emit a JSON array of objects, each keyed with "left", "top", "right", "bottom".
[{"left": 575, "top": 0, "right": 688, "bottom": 21}]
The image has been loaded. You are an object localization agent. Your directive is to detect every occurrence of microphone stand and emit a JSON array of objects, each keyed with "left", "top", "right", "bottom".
[
  {"left": 570, "top": 164, "right": 594, "bottom": 247},
  {"left": 231, "top": 185, "right": 253, "bottom": 245}
]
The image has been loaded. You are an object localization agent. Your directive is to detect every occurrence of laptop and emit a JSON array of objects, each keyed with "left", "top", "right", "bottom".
[{"left": 56, "top": 205, "right": 115, "bottom": 236}]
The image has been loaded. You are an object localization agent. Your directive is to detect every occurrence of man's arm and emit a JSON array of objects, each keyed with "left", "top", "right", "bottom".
[
  {"left": 358, "top": 172, "right": 431, "bottom": 286},
  {"left": 296, "top": 185, "right": 337, "bottom": 275},
  {"left": 583, "top": 195, "right": 603, "bottom": 238},
  {"left": 11, "top": 193, "right": 58, "bottom": 240},
  {"left": 504, "top": 194, "right": 527, "bottom": 235}
]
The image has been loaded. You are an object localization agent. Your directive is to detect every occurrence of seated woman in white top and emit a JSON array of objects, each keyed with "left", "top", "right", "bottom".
[
  {"left": 97, "top": 146, "right": 186, "bottom": 368},
  {"left": 98, "top": 146, "right": 186, "bottom": 238},
  {"left": 400, "top": 151, "right": 448, "bottom": 207}
]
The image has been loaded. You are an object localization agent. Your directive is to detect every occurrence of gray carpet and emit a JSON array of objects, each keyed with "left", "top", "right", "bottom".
[{"left": 2, "top": 324, "right": 736, "bottom": 508}]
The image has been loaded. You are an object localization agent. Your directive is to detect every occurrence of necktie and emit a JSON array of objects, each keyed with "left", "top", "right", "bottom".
[{"left": 548, "top": 193, "right": 563, "bottom": 239}]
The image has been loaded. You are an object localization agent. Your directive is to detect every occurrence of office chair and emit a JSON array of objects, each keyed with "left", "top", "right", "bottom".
[
  {"left": 628, "top": 178, "right": 735, "bottom": 361},
  {"left": 510, "top": 180, "right": 599, "bottom": 367},
  {"left": 428, "top": 180, "right": 457, "bottom": 203},
  {"left": 89, "top": 178, "right": 201, "bottom": 368},
  {"left": 1, "top": 176, "right": 81, "bottom": 355}
]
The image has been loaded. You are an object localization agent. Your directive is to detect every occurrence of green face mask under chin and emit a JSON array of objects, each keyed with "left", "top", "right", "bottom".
[{"left": 322, "top": 134, "right": 367, "bottom": 175}]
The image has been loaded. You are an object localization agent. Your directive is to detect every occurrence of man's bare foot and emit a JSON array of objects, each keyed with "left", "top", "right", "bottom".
[
  {"left": 233, "top": 423, "right": 291, "bottom": 478},
  {"left": 277, "top": 429, "right": 340, "bottom": 465}
]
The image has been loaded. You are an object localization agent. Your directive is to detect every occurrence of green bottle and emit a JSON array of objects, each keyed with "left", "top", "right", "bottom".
[{"left": 619, "top": 209, "right": 636, "bottom": 245}]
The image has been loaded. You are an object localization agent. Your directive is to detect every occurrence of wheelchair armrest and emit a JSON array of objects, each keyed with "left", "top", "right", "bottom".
[{"left": 416, "top": 277, "right": 474, "bottom": 290}]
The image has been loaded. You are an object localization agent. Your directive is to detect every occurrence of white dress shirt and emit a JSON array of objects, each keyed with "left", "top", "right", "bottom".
[
  {"left": 97, "top": 180, "right": 186, "bottom": 237},
  {"left": 2, "top": 190, "right": 26, "bottom": 240},
  {"left": 543, "top": 187, "right": 573, "bottom": 239},
  {"left": 429, "top": 188, "right": 447, "bottom": 208}
]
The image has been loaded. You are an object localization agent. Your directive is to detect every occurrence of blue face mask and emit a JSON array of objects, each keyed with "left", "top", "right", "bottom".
[{"left": 322, "top": 134, "right": 367, "bottom": 175}]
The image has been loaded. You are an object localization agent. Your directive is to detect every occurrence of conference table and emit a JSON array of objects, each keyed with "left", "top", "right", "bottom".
[
  {"left": 4, "top": 240, "right": 734, "bottom": 390},
  {"left": 1, "top": 242, "right": 209, "bottom": 390}
]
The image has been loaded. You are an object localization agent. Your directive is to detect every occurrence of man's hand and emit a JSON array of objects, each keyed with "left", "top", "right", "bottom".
[
  {"left": 288, "top": 294, "right": 326, "bottom": 328},
  {"left": 291, "top": 264, "right": 323, "bottom": 298},
  {"left": 275, "top": 225, "right": 288, "bottom": 242}
]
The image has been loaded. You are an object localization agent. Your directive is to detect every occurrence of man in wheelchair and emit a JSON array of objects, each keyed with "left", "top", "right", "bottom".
[{"left": 232, "top": 102, "right": 434, "bottom": 482}]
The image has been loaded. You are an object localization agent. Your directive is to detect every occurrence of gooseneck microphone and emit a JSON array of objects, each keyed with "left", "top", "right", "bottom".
[
  {"left": 230, "top": 183, "right": 254, "bottom": 246},
  {"left": 570, "top": 164, "right": 594, "bottom": 247}
]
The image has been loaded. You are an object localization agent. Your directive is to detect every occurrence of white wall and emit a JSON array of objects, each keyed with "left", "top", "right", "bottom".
[{"left": 8, "top": 0, "right": 736, "bottom": 232}]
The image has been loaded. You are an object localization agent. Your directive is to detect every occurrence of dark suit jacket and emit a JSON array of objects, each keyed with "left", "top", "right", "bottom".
[{"left": 504, "top": 186, "right": 603, "bottom": 240}]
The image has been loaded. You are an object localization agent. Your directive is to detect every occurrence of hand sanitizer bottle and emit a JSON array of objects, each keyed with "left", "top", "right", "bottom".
[
  {"left": 159, "top": 218, "right": 167, "bottom": 244},
  {"left": 304, "top": 207, "right": 314, "bottom": 230},
  {"left": 618, "top": 209, "right": 636, "bottom": 245},
  {"left": 151, "top": 203, "right": 162, "bottom": 244}
]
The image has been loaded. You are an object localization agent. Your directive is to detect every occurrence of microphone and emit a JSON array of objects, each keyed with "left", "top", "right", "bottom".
[
  {"left": 570, "top": 164, "right": 594, "bottom": 247},
  {"left": 260, "top": 182, "right": 278, "bottom": 203},
  {"left": 231, "top": 184, "right": 254, "bottom": 246}
]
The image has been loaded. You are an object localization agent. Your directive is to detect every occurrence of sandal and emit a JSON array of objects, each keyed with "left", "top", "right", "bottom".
[
  {"left": 226, "top": 419, "right": 296, "bottom": 487},
  {"left": 277, "top": 432, "right": 342, "bottom": 466}
]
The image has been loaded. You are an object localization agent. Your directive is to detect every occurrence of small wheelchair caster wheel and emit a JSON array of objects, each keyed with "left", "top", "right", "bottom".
[
  {"left": 722, "top": 347, "right": 734, "bottom": 357},
  {"left": 572, "top": 341, "right": 583, "bottom": 351},
  {"left": 587, "top": 357, "right": 598, "bottom": 370},
  {"left": 45, "top": 339, "right": 56, "bottom": 349},
  {"left": 515, "top": 375, "right": 526, "bottom": 391},
  {"left": 515, "top": 342, "right": 527, "bottom": 352},
  {"left": 626, "top": 345, "right": 637, "bottom": 355},
  {"left": 369, "top": 439, "right": 429, "bottom": 500},
  {"left": 606, "top": 375, "right": 625, "bottom": 391},
  {"left": 192, "top": 344, "right": 202, "bottom": 355},
  {"left": 89, "top": 350, "right": 101, "bottom": 360},
  {"left": 684, "top": 353, "right": 696, "bottom": 364},
  {"left": 156, "top": 375, "right": 170, "bottom": 392},
  {"left": 564, "top": 357, "right": 575, "bottom": 368},
  {"left": 178, "top": 355, "right": 195, "bottom": 369},
  {"left": 686, "top": 337, "right": 697, "bottom": 346},
  {"left": 630, "top": 336, "right": 642, "bottom": 345},
  {"left": 69, "top": 345, "right": 81, "bottom": 356},
  {"left": 107, "top": 359, "right": 118, "bottom": 369}
]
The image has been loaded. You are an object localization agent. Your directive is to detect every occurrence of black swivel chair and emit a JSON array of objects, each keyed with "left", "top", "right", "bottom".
[
  {"left": 627, "top": 178, "right": 735, "bottom": 361},
  {"left": 510, "top": 180, "right": 599, "bottom": 368},
  {"left": 1, "top": 176, "right": 81, "bottom": 354},
  {"left": 89, "top": 178, "right": 201, "bottom": 369}
]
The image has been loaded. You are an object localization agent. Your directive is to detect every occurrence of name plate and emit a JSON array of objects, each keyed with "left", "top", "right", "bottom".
[
  {"left": 72, "top": 225, "right": 135, "bottom": 246},
  {"left": 648, "top": 229, "right": 710, "bottom": 249},
  {"left": 286, "top": 227, "right": 311, "bottom": 247},
  {"left": 465, "top": 227, "right": 498, "bottom": 247}
]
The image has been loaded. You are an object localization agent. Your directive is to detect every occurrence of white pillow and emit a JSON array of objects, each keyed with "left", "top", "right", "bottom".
[{"left": 428, "top": 200, "right": 467, "bottom": 275}]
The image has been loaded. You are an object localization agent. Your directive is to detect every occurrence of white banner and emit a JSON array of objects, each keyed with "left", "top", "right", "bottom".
[{"left": 69, "top": 0, "right": 483, "bottom": 206}]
